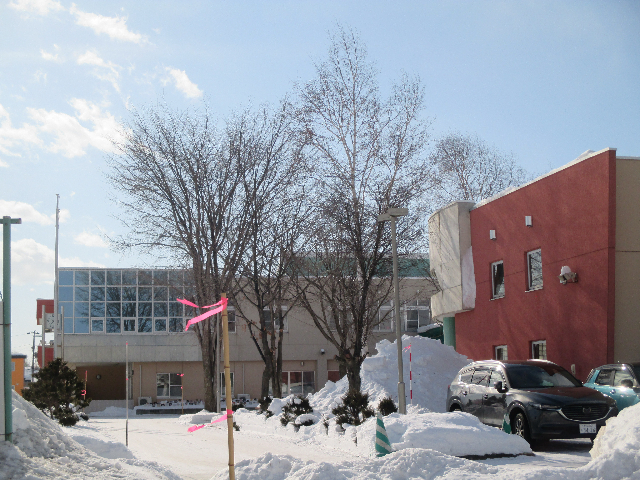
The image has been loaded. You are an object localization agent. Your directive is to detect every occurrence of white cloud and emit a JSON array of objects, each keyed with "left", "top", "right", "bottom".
[
  {"left": 0, "top": 200, "right": 70, "bottom": 225},
  {"left": 10, "top": 238, "right": 104, "bottom": 286},
  {"left": 0, "top": 159, "right": 8, "bottom": 167},
  {"left": 8, "top": 0, "right": 64, "bottom": 15},
  {"left": 0, "top": 104, "right": 42, "bottom": 158},
  {"left": 33, "top": 70, "right": 47, "bottom": 83},
  {"left": 70, "top": 4, "right": 146, "bottom": 44},
  {"left": 40, "top": 44, "right": 61, "bottom": 62},
  {"left": 27, "top": 98, "right": 122, "bottom": 157},
  {"left": 164, "top": 67, "right": 203, "bottom": 99},
  {"left": 77, "top": 50, "right": 122, "bottom": 92},
  {"left": 74, "top": 231, "right": 108, "bottom": 248}
]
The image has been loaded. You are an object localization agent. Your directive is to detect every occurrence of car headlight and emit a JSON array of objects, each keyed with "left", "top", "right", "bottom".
[{"left": 531, "top": 404, "right": 561, "bottom": 411}]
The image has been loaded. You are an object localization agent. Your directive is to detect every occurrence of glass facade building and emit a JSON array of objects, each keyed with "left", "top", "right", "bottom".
[{"left": 57, "top": 268, "right": 196, "bottom": 335}]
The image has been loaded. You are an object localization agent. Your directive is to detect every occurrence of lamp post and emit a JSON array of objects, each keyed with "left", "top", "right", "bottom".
[{"left": 377, "top": 208, "right": 408, "bottom": 414}]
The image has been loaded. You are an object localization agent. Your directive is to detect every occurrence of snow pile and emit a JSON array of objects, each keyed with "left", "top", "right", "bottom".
[
  {"left": 212, "top": 449, "right": 500, "bottom": 480},
  {"left": 310, "top": 335, "right": 471, "bottom": 413},
  {"left": 584, "top": 402, "right": 640, "bottom": 479},
  {"left": 0, "top": 391, "right": 181, "bottom": 479},
  {"left": 89, "top": 406, "right": 134, "bottom": 417}
]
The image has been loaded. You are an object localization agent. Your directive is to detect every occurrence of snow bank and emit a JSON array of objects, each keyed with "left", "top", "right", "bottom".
[
  {"left": 310, "top": 335, "right": 471, "bottom": 413},
  {"left": 89, "top": 406, "right": 134, "bottom": 418},
  {"left": 0, "top": 391, "right": 181, "bottom": 479},
  {"left": 211, "top": 449, "right": 501, "bottom": 480}
]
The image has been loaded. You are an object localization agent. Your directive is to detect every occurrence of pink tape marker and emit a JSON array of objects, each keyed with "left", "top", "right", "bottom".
[
  {"left": 188, "top": 411, "right": 233, "bottom": 433},
  {"left": 178, "top": 298, "right": 228, "bottom": 331}
]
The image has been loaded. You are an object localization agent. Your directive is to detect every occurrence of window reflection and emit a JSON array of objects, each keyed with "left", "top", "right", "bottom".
[
  {"left": 75, "top": 271, "right": 89, "bottom": 285},
  {"left": 155, "top": 318, "right": 167, "bottom": 332},
  {"left": 106, "top": 318, "right": 121, "bottom": 333},
  {"left": 59, "top": 270, "right": 73, "bottom": 285},
  {"left": 91, "top": 287, "right": 105, "bottom": 302},
  {"left": 91, "top": 319, "right": 104, "bottom": 333},
  {"left": 75, "top": 287, "right": 89, "bottom": 302},
  {"left": 106, "top": 287, "right": 121, "bottom": 302},
  {"left": 138, "top": 318, "right": 152, "bottom": 333},
  {"left": 91, "top": 270, "right": 105, "bottom": 285},
  {"left": 75, "top": 318, "right": 89, "bottom": 333}
]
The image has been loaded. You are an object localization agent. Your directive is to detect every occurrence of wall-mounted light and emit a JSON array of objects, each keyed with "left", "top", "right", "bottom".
[
  {"left": 525, "top": 216, "right": 532, "bottom": 227},
  {"left": 96, "top": 374, "right": 101, "bottom": 380},
  {"left": 320, "top": 349, "right": 325, "bottom": 355},
  {"left": 489, "top": 230, "right": 496, "bottom": 240},
  {"left": 558, "top": 266, "right": 578, "bottom": 284},
  {"left": 300, "top": 361, "right": 304, "bottom": 366}
]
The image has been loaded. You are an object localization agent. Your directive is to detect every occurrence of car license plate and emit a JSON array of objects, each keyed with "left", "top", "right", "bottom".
[{"left": 580, "top": 424, "right": 596, "bottom": 434}]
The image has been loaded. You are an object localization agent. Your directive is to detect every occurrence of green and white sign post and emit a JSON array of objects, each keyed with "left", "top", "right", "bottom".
[{"left": 2, "top": 216, "right": 21, "bottom": 442}]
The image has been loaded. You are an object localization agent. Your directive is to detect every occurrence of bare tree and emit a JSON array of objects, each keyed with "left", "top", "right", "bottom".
[
  {"left": 429, "top": 132, "right": 529, "bottom": 207},
  {"left": 293, "top": 26, "right": 432, "bottom": 393},
  {"left": 108, "top": 103, "right": 287, "bottom": 411},
  {"left": 231, "top": 104, "right": 311, "bottom": 400}
]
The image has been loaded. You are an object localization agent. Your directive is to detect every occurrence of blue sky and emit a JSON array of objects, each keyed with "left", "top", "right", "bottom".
[{"left": 1, "top": 0, "right": 639, "bottom": 356}]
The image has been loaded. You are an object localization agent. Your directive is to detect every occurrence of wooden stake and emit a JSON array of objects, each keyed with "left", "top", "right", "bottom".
[{"left": 221, "top": 293, "right": 235, "bottom": 480}]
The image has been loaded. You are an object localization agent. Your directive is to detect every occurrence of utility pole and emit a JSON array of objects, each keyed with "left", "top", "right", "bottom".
[
  {"left": 53, "top": 195, "right": 60, "bottom": 359},
  {"left": 27, "top": 331, "right": 40, "bottom": 378}
]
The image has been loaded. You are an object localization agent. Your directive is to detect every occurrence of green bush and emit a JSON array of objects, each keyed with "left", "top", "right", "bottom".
[
  {"left": 280, "top": 395, "right": 314, "bottom": 427},
  {"left": 259, "top": 396, "right": 273, "bottom": 418},
  {"left": 377, "top": 395, "right": 398, "bottom": 416},
  {"left": 332, "top": 390, "right": 374, "bottom": 427},
  {"left": 23, "top": 358, "right": 90, "bottom": 426}
]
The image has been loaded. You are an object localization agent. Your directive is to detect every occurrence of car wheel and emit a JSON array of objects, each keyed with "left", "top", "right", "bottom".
[{"left": 512, "top": 412, "right": 531, "bottom": 444}]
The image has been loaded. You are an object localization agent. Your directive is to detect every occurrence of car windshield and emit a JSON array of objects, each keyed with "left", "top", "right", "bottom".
[{"left": 506, "top": 364, "right": 582, "bottom": 389}]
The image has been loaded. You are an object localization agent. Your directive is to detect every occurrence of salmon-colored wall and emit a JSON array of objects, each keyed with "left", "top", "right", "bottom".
[
  {"left": 455, "top": 150, "right": 616, "bottom": 381},
  {"left": 12, "top": 356, "right": 26, "bottom": 396}
]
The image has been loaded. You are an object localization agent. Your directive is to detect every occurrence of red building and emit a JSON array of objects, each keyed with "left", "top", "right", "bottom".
[{"left": 429, "top": 148, "right": 640, "bottom": 380}]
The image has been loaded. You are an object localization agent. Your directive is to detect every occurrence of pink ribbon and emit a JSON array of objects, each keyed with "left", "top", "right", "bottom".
[
  {"left": 188, "top": 411, "right": 233, "bottom": 432},
  {"left": 178, "top": 298, "right": 228, "bottom": 331}
]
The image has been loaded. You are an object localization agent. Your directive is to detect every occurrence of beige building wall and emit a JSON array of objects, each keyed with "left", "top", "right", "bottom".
[{"left": 615, "top": 157, "right": 640, "bottom": 363}]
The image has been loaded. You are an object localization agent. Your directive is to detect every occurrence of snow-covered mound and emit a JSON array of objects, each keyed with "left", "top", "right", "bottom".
[
  {"left": 0, "top": 391, "right": 181, "bottom": 479},
  {"left": 310, "top": 335, "right": 471, "bottom": 413},
  {"left": 212, "top": 449, "right": 500, "bottom": 480},
  {"left": 89, "top": 406, "right": 134, "bottom": 418}
]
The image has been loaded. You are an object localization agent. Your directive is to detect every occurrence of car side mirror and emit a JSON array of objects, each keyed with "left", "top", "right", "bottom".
[{"left": 494, "top": 381, "right": 508, "bottom": 393}]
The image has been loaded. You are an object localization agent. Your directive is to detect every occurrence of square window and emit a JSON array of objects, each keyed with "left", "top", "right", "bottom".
[
  {"left": 59, "top": 270, "right": 74, "bottom": 285},
  {"left": 58, "top": 302, "right": 72, "bottom": 318},
  {"left": 492, "top": 261, "right": 505, "bottom": 299},
  {"left": 106, "top": 318, "right": 121, "bottom": 333},
  {"left": 168, "top": 270, "right": 184, "bottom": 286},
  {"left": 155, "top": 318, "right": 167, "bottom": 332},
  {"left": 58, "top": 286, "right": 73, "bottom": 302},
  {"left": 154, "top": 303, "right": 168, "bottom": 317},
  {"left": 138, "top": 318, "right": 152, "bottom": 333},
  {"left": 75, "top": 286, "right": 89, "bottom": 301},
  {"left": 91, "top": 319, "right": 104, "bottom": 333},
  {"left": 123, "top": 319, "right": 136, "bottom": 332},
  {"left": 139, "top": 302, "right": 152, "bottom": 317},
  {"left": 75, "top": 318, "right": 89, "bottom": 333},
  {"left": 154, "top": 287, "right": 168, "bottom": 302},
  {"left": 527, "top": 249, "right": 543, "bottom": 290},
  {"left": 169, "top": 302, "right": 183, "bottom": 317},
  {"left": 75, "top": 270, "right": 89, "bottom": 285},
  {"left": 107, "top": 287, "right": 121, "bottom": 302},
  {"left": 169, "top": 287, "right": 183, "bottom": 302},
  {"left": 153, "top": 270, "right": 168, "bottom": 285},
  {"left": 139, "top": 271, "right": 152, "bottom": 285},
  {"left": 122, "top": 287, "right": 137, "bottom": 302},
  {"left": 495, "top": 345, "right": 508, "bottom": 360},
  {"left": 91, "top": 287, "right": 105, "bottom": 302},
  {"left": 138, "top": 287, "right": 152, "bottom": 301},
  {"left": 75, "top": 302, "right": 89, "bottom": 317},
  {"left": 122, "top": 302, "right": 137, "bottom": 317},
  {"left": 122, "top": 270, "right": 137, "bottom": 285},
  {"left": 106, "top": 302, "right": 121, "bottom": 317},
  {"left": 169, "top": 318, "right": 184, "bottom": 332},
  {"left": 91, "top": 270, "right": 105, "bottom": 285},
  {"left": 375, "top": 302, "right": 393, "bottom": 332},
  {"left": 107, "top": 270, "right": 122, "bottom": 285},
  {"left": 532, "top": 340, "right": 547, "bottom": 360},
  {"left": 90, "top": 302, "right": 105, "bottom": 317}
]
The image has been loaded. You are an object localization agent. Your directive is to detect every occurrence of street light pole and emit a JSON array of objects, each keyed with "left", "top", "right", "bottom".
[{"left": 377, "top": 208, "right": 408, "bottom": 414}]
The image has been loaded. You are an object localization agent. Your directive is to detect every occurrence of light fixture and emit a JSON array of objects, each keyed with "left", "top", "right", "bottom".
[
  {"left": 300, "top": 361, "right": 304, "bottom": 366},
  {"left": 525, "top": 216, "right": 532, "bottom": 227},
  {"left": 558, "top": 266, "right": 578, "bottom": 284},
  {"left": 96, "top": 374, "right": 101, "bottom": 380},
  {"left": 489, "top": 230, "right": 496, "bottom": 240},
  {"left": 320, "top": 349, "right": 325, "bottom": 355}
]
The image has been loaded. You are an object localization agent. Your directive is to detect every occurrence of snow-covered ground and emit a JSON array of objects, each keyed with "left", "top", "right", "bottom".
[{"left": 3, "top": 336, "right": 640, "bottom": 479}]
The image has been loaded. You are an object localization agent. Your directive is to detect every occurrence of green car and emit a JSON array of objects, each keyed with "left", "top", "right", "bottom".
[{"left": 584, "top": 363, "right": 640, "bottom": 411}]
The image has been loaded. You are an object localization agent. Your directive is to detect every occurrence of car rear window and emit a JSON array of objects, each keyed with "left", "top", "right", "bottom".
[
  {"left": 632, "top": 365, "right": 640, "bottom": 382},
  {"left": 506, "top": 364, "right": 582, "bottom": 388}
]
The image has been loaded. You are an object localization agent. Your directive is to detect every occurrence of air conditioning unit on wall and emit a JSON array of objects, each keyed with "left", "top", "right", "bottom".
[{"left": 138, "top": 397, "right": 152, "bottom": 406}]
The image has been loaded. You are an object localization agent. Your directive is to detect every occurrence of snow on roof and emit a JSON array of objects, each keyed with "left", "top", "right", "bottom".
[{"left": 472, "top": 148, "right": 615, "bottom": 210}]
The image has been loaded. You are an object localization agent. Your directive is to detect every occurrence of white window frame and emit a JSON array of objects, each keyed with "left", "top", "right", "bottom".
[
  {"left": 491, "top": 261, "right": 505, "bottom": 299},
  {"left": 531, "top": 340, "right": 547, "bottom": 360},
  {"left": 527, "top": 249, "right": 543, "bottom": 291},
  {"left": 262, "top": 306, "right": 288, "bottom": 332},
  {"left": 374, "top": 302, "right": 394, "bottom": 332},
  {"left": 404, "top": 299, "right": 431, "bottom": 332},
  {"left": 156, "top": 372, "right": 183, "bottom": 398},
  {"left": 494, "top": 345, "right": 508, "bottom": 361},
  {"left": 226, "top": 305, "right": 236, "bottom": 334}
]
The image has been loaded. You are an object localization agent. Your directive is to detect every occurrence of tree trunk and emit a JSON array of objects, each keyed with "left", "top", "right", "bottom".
[{"left": 200, "top": 335, "right": 217, "bottom": 412}]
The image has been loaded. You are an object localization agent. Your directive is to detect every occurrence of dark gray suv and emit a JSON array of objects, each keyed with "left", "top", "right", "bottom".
[{"left": 446, "top": 360, "right": 618, "bottom": 443}]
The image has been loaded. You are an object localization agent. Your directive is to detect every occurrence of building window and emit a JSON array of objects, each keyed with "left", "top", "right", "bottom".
[
  {"left": 495, "top": 345, "right": 508, "bottom": 360},
  {"left": 327, "top": 370, "right": 341, "bottom": 383},
  {"left": 281, "top": 371, "right": 315, "bottom": 395},
  {"left": 262, "top": 306, "right": 288, "bottom": 332},
  {"left": 531, "top": 340, "right": 547, "bottom": 360},
  {"left": 219, "top": 372, "right": 235, "bottom": 397},
  {"left": 227, "top": 306, "right": 236, "bottom": 333},
  {"left": 374, "top": 302, "right": 393, "bottom": 332},
  {"left": 157, "top": 373, "right": 182, "bottom": 398},
  {"left": 491, "top": 261, "right": 505, "bottom": 299},
  {"left": 527, "top": 249, "right": 543, "bottom": 290},
  {"left": 404, "top": 299, "right": 431, "bottom": 332}
]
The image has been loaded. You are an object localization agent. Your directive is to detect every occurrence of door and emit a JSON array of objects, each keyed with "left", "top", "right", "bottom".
[{"left": 483, "top": 369, "right": 508, "bottom": 427}]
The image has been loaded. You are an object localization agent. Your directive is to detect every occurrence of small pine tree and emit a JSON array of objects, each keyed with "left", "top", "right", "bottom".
[
  {"left": 259, "top": 396, "right": 273, "bottom": 418},
  {"left": 332, "top": 390, "right": 374, "bottom": 427},
  {"left": 280, "top": 395, "right": 314, "bottom": 427},
  {"left": 23, "top": 358, "right": 90, "bottom": 426},
  {"left": 377, "top": 396, "right": 398, "bottom": 416}
]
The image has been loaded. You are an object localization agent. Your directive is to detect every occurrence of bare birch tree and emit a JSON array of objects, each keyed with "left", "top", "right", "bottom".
[
  {"left": 429, "top": 132, "right": 529, "bottom": 207},
  {"left": 293, "top": 26, "right": 432, "bottom": 393}
]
